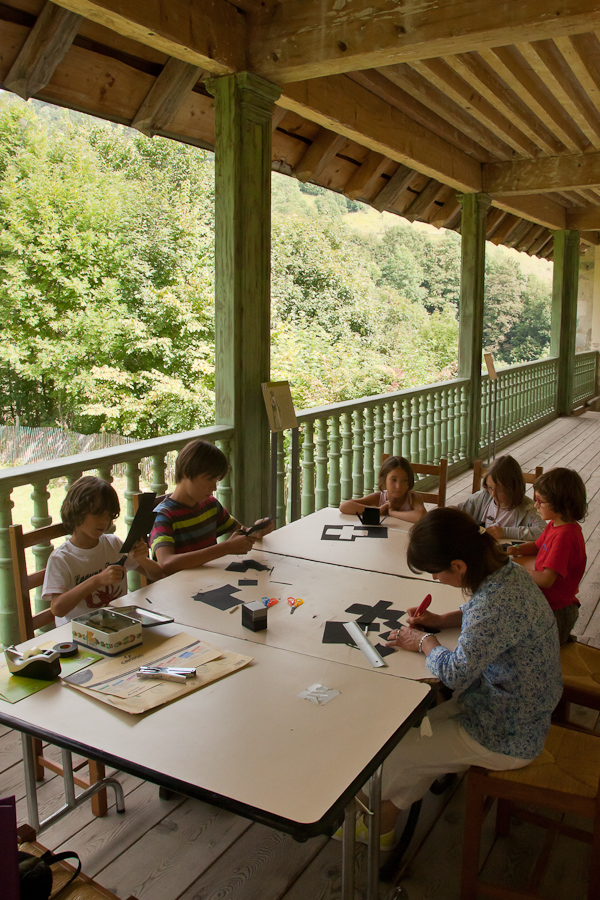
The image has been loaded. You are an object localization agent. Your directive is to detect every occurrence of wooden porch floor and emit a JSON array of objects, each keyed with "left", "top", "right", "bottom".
[{"left": 3, "top": 412, "right": 600, "bottom": 900}]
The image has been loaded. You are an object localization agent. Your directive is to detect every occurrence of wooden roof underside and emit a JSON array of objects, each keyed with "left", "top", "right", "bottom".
[{"left": 4, "top": 2, "right": 600, "bottom": 259}]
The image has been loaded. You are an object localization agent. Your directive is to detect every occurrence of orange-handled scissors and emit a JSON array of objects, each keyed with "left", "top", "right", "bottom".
[
  {"left": 261, "top": 597, "right": 278, "bottom": 608},
  {"left": 287, "top": 597, "right": 303, "bottom": 614}
]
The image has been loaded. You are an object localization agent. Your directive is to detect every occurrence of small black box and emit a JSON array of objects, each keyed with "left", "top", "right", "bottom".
[
  {"left": 242, "top": 601, "right": 268, "bottom": 632},
  {"left": 360, "top": 507, "right": 380, "bottom": 526}
]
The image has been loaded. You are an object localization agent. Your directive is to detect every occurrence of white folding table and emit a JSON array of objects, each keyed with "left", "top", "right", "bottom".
[
  {"left": 255, "top": 507, "right": 431, "bottom": 579},
  {"left": 0, "top": 623, "right": 431, "bottom": 900},
  {"left": 116, "top": 550, "right": 460, "bottom": 680}
]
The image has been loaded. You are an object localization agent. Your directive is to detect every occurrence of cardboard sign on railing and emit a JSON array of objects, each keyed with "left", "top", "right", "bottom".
[{"left": 261, "top": 381, "right": 297, "bottom": 433}]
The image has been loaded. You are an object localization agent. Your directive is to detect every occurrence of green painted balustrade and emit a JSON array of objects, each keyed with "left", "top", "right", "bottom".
[
  {"left": 1, "top": 352, "right": 598, "bottom": 647},
  {"left": 0, "top": 426, "right": 233, "bottom": 647},
  {"left": 479, "top": 357, "right": 560, "bottom": 452},
  {"left": 279, "top": 376, "right": 471, "bottom": 529},
  {"left": 277, "top": 352, "right": 598, "bottom": 530},
  {"left": 573, "top": 351, "right": 599, "bottom": 405}
]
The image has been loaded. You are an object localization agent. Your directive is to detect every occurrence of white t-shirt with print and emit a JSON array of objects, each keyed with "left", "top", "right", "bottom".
[{"left": 42, "top": 533, "right": 134, "bottom": 626}]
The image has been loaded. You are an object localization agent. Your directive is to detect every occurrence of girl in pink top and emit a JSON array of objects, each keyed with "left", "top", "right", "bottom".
[{"left": 339, "top": 456, "right": 426, "bottom": 524}]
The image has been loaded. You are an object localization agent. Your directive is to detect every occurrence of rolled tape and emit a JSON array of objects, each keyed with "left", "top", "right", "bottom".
[{"left": 53, "top": 641, "right": 79, "bottom": 658}]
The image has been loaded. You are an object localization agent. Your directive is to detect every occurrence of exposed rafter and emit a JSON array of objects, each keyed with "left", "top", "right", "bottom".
[
  {"left": 248, "top": 0, "right": 600, "bottom": 84},
  {"left": 4, "top": 1, "right": 82, "bottom": 99},
  {"left": 53, "top": 0, "right": 245, "bottom": 74},
  {"left": 132, "top": 57, "right": 203, "bottom": 136},
  {"left": 484, "top": 152, "right": 600, "bottom": 195},
  {"left": 279, "top": 75, "right": 482, "bottom": 192}
]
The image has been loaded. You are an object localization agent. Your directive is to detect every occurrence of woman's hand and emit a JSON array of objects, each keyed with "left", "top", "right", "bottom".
[
  {"left": 386, "top": 626, "right": 439, "bottom": 654},
  {"left": 505, "top": 545, "right": 520, "bottom": 556},
  {"left": 405, "top": 608, "right": 444, "bottom": 631},
  {"left": 486, "top": 525, "right": 503, "bottom": 540}
]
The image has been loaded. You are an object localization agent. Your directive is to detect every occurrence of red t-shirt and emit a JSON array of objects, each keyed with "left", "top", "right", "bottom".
[{"left": 534, "top": 521, "right": 586, "bottom": 611}]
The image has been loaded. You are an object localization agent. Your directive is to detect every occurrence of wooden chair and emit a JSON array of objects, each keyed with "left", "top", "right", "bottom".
[
  {"left": 461, "top": 723, "right": 600, "bottom": 899},
  {"left": 472, "top": 458, "right": 543, "bottom": 494},
  {"left": 382, "top": 455, "right": 448, "bottom": 507},
  {"left": 9, "top": 522, "right": 108, "bottom": 818},
  {"left": 555, "top": 641, "right": 600, "bottom": 733},
  {"left": 17, "top": 824, "right": 137, "bottom": 900}
]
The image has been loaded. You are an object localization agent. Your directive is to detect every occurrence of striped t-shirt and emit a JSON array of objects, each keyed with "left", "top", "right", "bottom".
[{"left": 150, "top": 496, "right": 235, "bottom": 556}]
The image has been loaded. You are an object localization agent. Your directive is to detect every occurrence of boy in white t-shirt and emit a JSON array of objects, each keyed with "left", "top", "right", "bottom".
[{"left": 43, "top": 476, "right": 162, "bottom": 626}]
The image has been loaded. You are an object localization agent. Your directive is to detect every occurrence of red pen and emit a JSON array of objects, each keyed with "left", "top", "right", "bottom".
[{"left": 411, "top": 593, "right": 432, "bottom": 624}]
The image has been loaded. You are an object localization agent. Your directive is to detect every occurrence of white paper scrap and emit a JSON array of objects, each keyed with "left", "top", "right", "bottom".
[{"left": 298, "top": 683, "right": 340, "bottom": 705}]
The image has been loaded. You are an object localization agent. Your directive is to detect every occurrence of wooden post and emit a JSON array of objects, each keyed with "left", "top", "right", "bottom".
[
  {"left": 206, "top": 73, "right": 280, "bottom": 524},
  {"left": 551, "top": 230, "right": 580, "bottom": 416},
  {"left": 457, "top": 193, "right": 491, "bottom": 463}
]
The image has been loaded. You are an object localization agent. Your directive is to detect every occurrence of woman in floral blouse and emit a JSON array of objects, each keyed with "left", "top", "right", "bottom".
[{"left": 372, "top": 507, "right": 562, "bottom": 845}]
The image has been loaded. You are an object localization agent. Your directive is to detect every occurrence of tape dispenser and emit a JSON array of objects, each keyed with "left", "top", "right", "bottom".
[{"left": 5, "top": 645, "right": 61, "bottom": 680}]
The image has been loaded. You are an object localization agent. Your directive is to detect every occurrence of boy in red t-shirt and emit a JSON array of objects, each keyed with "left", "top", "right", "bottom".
[{"left": 509, "top": 468, "right": 587, "bottom": 644}]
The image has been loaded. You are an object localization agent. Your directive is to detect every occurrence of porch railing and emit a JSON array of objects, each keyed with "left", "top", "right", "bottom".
[
  {"left": 0, "top": 352, "right": 598, "bottom": 646},
  {"left": 0, "top": 425, "right": 233, "bottom": 646},
  {"left": 479, "top": 356, "right": 558, "bottom": 453}
]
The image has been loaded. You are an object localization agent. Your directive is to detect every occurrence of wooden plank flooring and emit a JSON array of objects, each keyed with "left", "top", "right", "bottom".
[{"left": 3, "top": 412, "right": 600, "bottom": 899}]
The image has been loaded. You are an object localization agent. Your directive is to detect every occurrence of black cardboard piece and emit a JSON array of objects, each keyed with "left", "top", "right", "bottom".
[
  {"left": 120, "top": 493, "right": 158, "bottom": 553},
  {"left": 322, "top": 622, "right": 355, "bottom": 645},
  {"left": 374, "top": 643, "right": 396, "bottom": 658},
  {"left": 321, "top": 525, "right": 388, "bottom": 542},
  {"left": 238, "top": 579, "right": 258, "bottom": 586},
  {"left": 226, "top": 560, "right": 270, "bottom": 573},
  {"left": 192, "top": 585, "right": 241, "bottom": 611}
]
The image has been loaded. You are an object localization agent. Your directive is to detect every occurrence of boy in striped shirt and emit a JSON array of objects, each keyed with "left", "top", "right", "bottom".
[{"left": 150, "top": 439, "right": 273, "bottom": 575}]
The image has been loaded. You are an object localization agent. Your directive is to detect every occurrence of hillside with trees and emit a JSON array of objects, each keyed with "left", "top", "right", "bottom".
[{"left": 0, "top": 95, "right": 552, "bottom": 440}]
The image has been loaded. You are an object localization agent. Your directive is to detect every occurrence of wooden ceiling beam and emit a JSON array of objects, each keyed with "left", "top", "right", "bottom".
[
  {"left": 293, "top": 128, "right": 346, "bottom": 182},
  {"left": 131, "top": 57, "right": 203, "bottom": 136},
  {"left": 248, "top": 0, "right": 600, "bottom": 84},
  {"left": 279, "top": 75, "right": 482, "bottom": 192},
  {"left": 480, "top": 45, "right": 590, "bottom": 154},
  {"left": 446, "top": 51, "right": 565, "bottom": 156},
  {"left": 344, "top": 151, "right": 389, "bottom": 201},
  {"left": 53, "top": 0, "right": 245, "bottom": 74},
  {"left": 429, "top": 190, "right": 461, "bottom": 228},
  {"left": 493, "top": 193, "right": 566, "bottom": 230},
  {"left": 517, "top": 39, "right": 600, "bottom": 149},
  {"left": 485, "top": 207, "right": 508, "bottom": 239},
  {"left": 372, "top": 64, "right": 508, "bottom": 161},
  {"left": 484, "top": 151, "right": 600, "bottom": 195},
  {"left": 529, "top": 230, "right": 554, "bottom": 255},
  {"left": 415, "top": 56, "right": 539, "bottom": 158},
  {"left": 403, "top": 179, "right": 444, "bottom": 222},
  {"left": 372, "top": 165, "right": 415, "bottom": 212},
  {"left": 4, "top": 1, "right": 82, "bottom": 100},
  {"left": 567, "top": 207, "right": 600, "bottom": 229}
]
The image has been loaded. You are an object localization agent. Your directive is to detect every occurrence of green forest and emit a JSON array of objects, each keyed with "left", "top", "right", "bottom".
[{"left": 0, "top": 95, "right": 552, "bottom": 441}]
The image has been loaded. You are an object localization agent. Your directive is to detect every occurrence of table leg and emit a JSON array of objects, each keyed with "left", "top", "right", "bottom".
[
  {"left": 342, "top": 797, "right": 356, "bottom": 900},
  {"left": 22, "top": 734, "right": 40, "bottom": 832},
  {"left": 367, "top": 765, "right": 382, "bottom": 900}
]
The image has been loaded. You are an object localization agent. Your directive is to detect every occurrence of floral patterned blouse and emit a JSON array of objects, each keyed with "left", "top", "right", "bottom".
[{"left": 426, "top": 560, "right": 562, "bottom": 759}]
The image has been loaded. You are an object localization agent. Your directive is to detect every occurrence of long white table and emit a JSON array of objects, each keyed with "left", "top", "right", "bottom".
[
  {"left": 256, "top": 507, "right": 431, "bottom": 580},
  {"left": 117, "top": 550, "right": 460, "bottom": 680},
  {"left": 0, "top": 623, "right": 431, "bottom": 900}
]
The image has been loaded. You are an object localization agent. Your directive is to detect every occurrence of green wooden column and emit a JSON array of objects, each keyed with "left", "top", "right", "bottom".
[
  {"left": 458, "top": 193, "right": 491, "bottom": 463},
  {"left": 206, "top": 73, "right": 280, "bottom": 524},
  {"left": 551, "top": 230, "right": 580, "bottom": 416}
]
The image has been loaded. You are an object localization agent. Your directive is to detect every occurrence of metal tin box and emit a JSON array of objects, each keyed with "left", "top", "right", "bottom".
[{"left": 71, "top": 610, "right": 143, "bottom": 655}]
